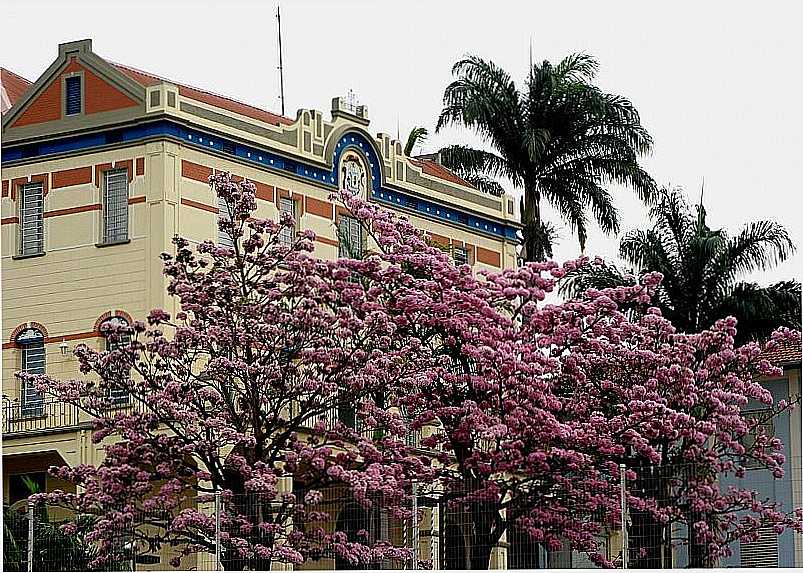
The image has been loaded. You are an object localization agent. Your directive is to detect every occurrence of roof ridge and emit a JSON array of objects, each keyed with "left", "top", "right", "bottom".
[{"left": 108, "top": 60, "right": 291, "bottom": 123}]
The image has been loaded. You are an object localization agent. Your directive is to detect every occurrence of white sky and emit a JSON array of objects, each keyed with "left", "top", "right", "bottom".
[{"left": 2, "top": 0, "right": 801, "bottom": 285}]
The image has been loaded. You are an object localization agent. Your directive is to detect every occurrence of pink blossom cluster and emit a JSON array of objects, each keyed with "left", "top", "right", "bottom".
[{"left": 24, "top": 173, "right": 801, "bottom": 569}]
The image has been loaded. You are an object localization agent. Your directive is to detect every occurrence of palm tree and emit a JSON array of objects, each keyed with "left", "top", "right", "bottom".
[
  {"left": 560, "top": 187, "right": 800, "bottom": 344},
  {"left": 436, "top": 53, "right": 657, "bottom": 261},
  {"left": 404, "top": 126, "right": 428, "bottom": 157}
]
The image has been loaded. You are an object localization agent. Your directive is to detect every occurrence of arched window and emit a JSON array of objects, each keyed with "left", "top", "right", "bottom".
[
  {"left": 16, "top": 327, "right": 45, "bottom": 417},
  {"left": 101, "top": 317, "right": 131, "bottom": 406}
]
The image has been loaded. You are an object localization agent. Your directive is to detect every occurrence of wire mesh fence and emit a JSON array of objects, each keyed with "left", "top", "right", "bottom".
[{"left": 4, "top": 461, "right": 801, "bottom": 570}]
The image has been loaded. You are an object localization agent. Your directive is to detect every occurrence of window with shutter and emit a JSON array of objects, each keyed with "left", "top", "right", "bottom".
[
  {"left": 453, "top": 246, "right": 470, "bottom": 266},
  {"left": 65, "top": 76, "right": 81, "bottom": 115},
  {"left": 103, "top": 318, "right": 131, "bottom": 407},
  {"left": 19, "top": 183, "right": 44, "bottom": 255},
  {"left": 338, "top": 216, "right": 363, "bottom": 259},
  {"left": 740, "top": 524, "right": 779, "bottom": 567},
  {"left": 17, "top": 328, "right": 45, "bottom": 417},
  {"left": 103, "top": 170, "right": 129, "bottom": 243},
  {"left": 278, "top": 197, "right": 295, "bottom": 247},
  {"left": 218, "top": 193, "right": 234, "bottom": 248}
]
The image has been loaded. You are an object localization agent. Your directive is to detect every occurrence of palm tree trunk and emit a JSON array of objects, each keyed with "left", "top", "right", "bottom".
[{"left": 522, "top": 186, "right": 544, "bottom": 262}]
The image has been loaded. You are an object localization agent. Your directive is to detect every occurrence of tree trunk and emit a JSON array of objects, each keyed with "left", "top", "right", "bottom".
[
  {"left": 467, "top": 498, "right": 500, "bottom": 569},
  {"left": 469, "top": 541, "right": 494, "bottom": 570},
  {"left": 521, "top": 187, "right": 544, "bottom": 262}
]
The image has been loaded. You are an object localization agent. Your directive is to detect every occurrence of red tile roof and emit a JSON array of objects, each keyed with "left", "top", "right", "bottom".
[
  {"left": 3, "top": 57, "right": 475, "bottom": 191},
  {"left": 410, "top": 158, "right": 474, "bottom": 188},
  {"left": 1, "top": 67, "right": 32, "bottom": 114},
  {"left": 761, "top": 338, "right": 801, "bottom": 367},
  {"left": 110, "top": 62, "right": 294, "bottom": 127}
]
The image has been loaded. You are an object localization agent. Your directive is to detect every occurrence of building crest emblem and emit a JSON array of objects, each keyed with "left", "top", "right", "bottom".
[{"left": 341, "top": 154, "right": 366, "bottom": 197}]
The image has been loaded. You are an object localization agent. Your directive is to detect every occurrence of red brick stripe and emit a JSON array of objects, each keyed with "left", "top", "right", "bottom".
[
  {"left": 181, "top": 198, "right": 218, "bottom": 214},
  {"left": 1, "top": 216, "right": 19, "bottom": 225},
  {"left": 254, "top": 181, "right": 274, "bottom": 202},
  {"left": 128, "top": 196, "right": 146, "bottom": 205},
  {"left": 52, "top": 166, "right": 92, "bottom": 189},
  {"left": 114, "top": 159, "right": 134, "bottom": 182},
  {"left": 306, "top": 196, "right": 333, "bottom": 220},
  {"left": 136, "top": 157, "right": 145, "bottom": 176},
  {"left": 181, "top": 160, "right": 213, "bottom": 183},
  {"left": 475, "top": 246, "right": 501, "bottom": 267},
  {"left": 315, "top": 236, "right": 339, "bottom": 247},
  {"left": 44, "top": 203, "right": 102, "bottom": 218}
]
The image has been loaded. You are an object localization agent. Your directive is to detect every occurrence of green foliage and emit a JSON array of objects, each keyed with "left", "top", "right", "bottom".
[
  {"left": 3, "top": 476, "right": 100, "bottom": 572},
  {"left": 436, "top": 53, "right": 656, "bottom": 261},
  {"left": 403, "top": 126, "right": 428, "bottom": 157},
  {"left": 560, "top": 187, "right": 801, "bottom": 342}
]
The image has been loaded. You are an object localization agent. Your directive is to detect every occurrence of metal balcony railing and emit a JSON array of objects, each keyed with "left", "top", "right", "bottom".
[
  {"left": 1, "top": 396, "right": 143, "bottom": 437},
  {"left": 2, "top": 397, "right": 424, "bottom": 447},
  {"left": 2, "top": 399, "right": 84, "bottom": 436}
]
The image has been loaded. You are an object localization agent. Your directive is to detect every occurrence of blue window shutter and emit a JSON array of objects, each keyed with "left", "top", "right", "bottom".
[{"left": 65, "top": 76, "right": 81, "bottom": 115}]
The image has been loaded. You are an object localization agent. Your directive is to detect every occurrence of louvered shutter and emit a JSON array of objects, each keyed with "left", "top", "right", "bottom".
[
  {"left": 338, "top": 216, "right": 363, "bottom": 259},
  {"left": 19, "top": 183, "right": 44, "bottom": 255},
  {"left": 65, "top": 76, "right": 81, "bottom": 115},
  {"left": 104, "top": 170, "right": 129, "bottom": 243},
  {"left": 349, "top": 217, "right": 362, "bottom": 258},
  {"left": 18, "top": 328, "right": 45, "bottom": 417},
  {"left": 278, "top": 197, "right": 295, "bottom": 246},
  {"left": 104, "top": 318, "right": 131, "bottom": 406},
  {"left": 218, "top": 193, "right": 234, "bottom": 248},
  {"left": 740, "top": 524, "right": 779, "bottom": 567}
]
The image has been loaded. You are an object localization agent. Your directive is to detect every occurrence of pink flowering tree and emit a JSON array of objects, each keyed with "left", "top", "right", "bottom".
[
  {"left": 23, "top": 174, "right": 801, "bottom": 570},
  {"left": 547, "top": 278, "right": 803, "bottom": 567},
  {"left": 23, "top": 173, "right": 424, "bottom": 570},
  {"left": 330, "top": 191, "right": 639, "bottom": 568},
  {"left": 333, "top": 190, "right": 803, "bottom": 569}
]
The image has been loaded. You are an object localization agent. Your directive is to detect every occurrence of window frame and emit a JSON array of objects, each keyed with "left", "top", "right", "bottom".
[
  {"left": 453, "top": 245, "right": 470, "bottom": 266},
  {"left": 278, "top": 196, "right": 296, "bottom": 247},
  {"left": 62, "top": 72, "right": 84, "bottom": 117},
  {"left": 101, "top": 169, "right": 130, "bottom": 245},
  {"left": 337, "top": 215, "right": 364, "bottom": 259},
  {"left": 217, "top": 192, "right": 234, "bottom": 249},
  {"left": 18, "top": 182, "right": 44, "bottom": 257},
  {"left": 16, "top": 327, "right": 46, "bottom": 418},
  {"left": 101, "top": 317, "right": 132, "bottom": 407}
]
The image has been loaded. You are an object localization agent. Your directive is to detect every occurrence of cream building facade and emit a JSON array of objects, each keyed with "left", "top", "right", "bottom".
[{"left": 1, "top": 39, "right": 522, "bottom": 569}]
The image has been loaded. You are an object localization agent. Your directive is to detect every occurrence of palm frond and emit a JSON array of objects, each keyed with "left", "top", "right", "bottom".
[
  {"left": 725, "top": 220, "right": 796, "bottom": 277},
  {"left": 460, "top": 173, "right": 507, "bottom": 197},
  {"left": 558, "top": 262, "right": 635, "bottom": 300},
  {"left": 404, "top": 126, "right": 428, "bottom": 157}
]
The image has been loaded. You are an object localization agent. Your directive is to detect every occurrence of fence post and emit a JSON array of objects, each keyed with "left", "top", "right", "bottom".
[
  {"left": 27, "top": 499, "right": 34, "bottom": 573},
  {"left": 619, "top": 463, "right": 628, "bottom": 569},
  {"left": 215, "top": 490, "right": 223, "bottom": 571},
  {"left": 429, "top": 499, "right": 438, "bottom": 570},
  {"left": 214, "top": 491, "right": 222, "bottom": 571},
  {"left": 411, "top": 482, "right": 419, "bottom": 570}
]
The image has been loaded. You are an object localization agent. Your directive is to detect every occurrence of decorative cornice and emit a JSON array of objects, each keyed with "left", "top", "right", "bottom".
[{"left": 3, "top": 120, "right": 521, "bottom": 240}]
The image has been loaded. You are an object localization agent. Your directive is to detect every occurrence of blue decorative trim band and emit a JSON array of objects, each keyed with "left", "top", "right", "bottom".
[{"left": 2, "top": 121, "right": 519, "bottom": 240}]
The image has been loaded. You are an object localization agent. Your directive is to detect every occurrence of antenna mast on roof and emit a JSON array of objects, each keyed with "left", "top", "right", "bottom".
[{"left": 277, "top": 4, "right": 286, "bottom": 116}]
